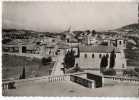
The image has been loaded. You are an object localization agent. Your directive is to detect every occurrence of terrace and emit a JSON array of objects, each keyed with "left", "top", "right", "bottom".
[{"left": 2, "top": 72, "right": 139, "bottom": 96}]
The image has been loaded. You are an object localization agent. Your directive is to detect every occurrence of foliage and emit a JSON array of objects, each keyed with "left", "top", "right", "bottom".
[
  {"left": 102, "top": 69, "right": 116, "bottom": 76},
  {"left": 19, "top": 67, "right": 26, "bottom": 79},
  {"left": 76, "top": 47, "right": 80, "bottom": 58},
  {"left": 100, "top": 55, "right": 108, "bottom": 72},
  {"left": 74, "top": 63, "right": 83, "bottom": 72},
  {"left": 109, "top": 49, "right": 116, "bottom": 69},
  {"left": 123, "top": 69, "right": 139, "bottom": 77},
  {"left": 64, "top": 49, "right": 75, "bottom": 69},
  {"left": 41, "top": 57, "right": 52, "bottom": 65},
  {"left": 92, "top": 30, "right": 96, "bottom": 36}
]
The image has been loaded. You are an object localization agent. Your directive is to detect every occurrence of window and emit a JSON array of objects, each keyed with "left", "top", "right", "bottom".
[
  {"left": 92, "top": 54, "right": 94, "bottom": 58},
  {"left": 99, "top": 54, "right": 102, "bottom": 58},
  {"left": 122, "top": 64, "right": 124, "bottom": 68},
  {"left": 52, "top": 39, "right": 55, "bottom": 42},
  {"left": 119, "top": 41, "right": 122, "bottom": 45},
  {"left": 84, "top": 54, "right": 87, "bottom": 58}
]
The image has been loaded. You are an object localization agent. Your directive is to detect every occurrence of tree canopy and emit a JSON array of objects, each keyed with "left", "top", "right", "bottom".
[
  {"left": 64, "top": 49, "right": 75, "bottom": 69},
  {"left": 100, "top": 55, "right": 108, "bottom": 73},
  {"left": 109, "top": 49, "right": 116, "bottom": 69}
]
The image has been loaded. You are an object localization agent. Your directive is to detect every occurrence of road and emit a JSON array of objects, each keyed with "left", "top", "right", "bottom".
[{"left": 51, "top": 54, "right": 64, "bottom": 76}]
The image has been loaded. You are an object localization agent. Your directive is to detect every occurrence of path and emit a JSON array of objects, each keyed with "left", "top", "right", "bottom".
[{"left": 51, "top": 54, "right": 64, "bottom": 76}]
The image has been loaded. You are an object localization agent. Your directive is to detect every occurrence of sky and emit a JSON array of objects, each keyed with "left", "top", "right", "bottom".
[{"left": 2, "top": 2, "right": 138, "bottom": 32}]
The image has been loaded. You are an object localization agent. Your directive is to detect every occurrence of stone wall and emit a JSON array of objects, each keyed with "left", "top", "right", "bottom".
[
  {"left": 70, "top": 75, "right": 94, "bottom": 88},
  {"left": 87, "top": 73, "right": 103, "bottom": 88},
  {"left": 76, "top": 52, "right": 126, "bottom": 70}
]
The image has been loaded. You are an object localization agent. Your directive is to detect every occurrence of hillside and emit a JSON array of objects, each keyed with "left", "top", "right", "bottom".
[
  {"left": 116, "top": 23, "right": 139, "bottom": 67},
  {"left": 120, "top": 23, "right": 139, "bottom": 30},
  {"left": 115, "top": 23, "right": 139, "bottom": 34}
]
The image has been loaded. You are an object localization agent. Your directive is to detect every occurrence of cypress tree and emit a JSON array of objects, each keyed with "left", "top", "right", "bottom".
[
  {"left": 64, "top": 49, "right": 75, "bottom": 69},
  {"left": 100, "top": 55, "right": 108, "bottom": 72},
  {"left": 20, "top": 67, "right": 26, "bottom": 79},
  {"left": 76, "top": 46, "right": 80, "bottom": 57},
  {"left": 109, "top": 49, "right": 116, "bottom": 69}
]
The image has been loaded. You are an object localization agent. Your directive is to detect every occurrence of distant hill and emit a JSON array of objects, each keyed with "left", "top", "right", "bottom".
[
  {"left": 120, "top": 23, "right": 139, "bottom": 30},
  {"left": 115, "top": 23, "right": 139, "bottom": 32}
]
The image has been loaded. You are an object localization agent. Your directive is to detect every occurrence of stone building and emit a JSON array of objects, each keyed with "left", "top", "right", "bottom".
[{"left": 75, "top": 45, "right": 127, "bottom": 70}]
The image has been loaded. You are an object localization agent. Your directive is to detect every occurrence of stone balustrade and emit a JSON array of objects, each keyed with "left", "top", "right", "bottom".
[
  {"left": 3, "top": 72, "right": 138, "bottom": 91},
  {"left": 104, "top": 75, "right": 139, "bottom": 84}
]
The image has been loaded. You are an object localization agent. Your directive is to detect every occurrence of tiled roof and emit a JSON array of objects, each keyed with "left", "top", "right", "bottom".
[
  {"left": 57, "top": 42, "right": 70, "bottom": 49},
  {"left": 79, "top": 45, "right": 120, "bottom": 53},
  {"left": 6, "top": 39, "right": 24, "bottom": 45}
]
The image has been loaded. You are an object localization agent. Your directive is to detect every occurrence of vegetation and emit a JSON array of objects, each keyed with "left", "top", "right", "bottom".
[
  {"left": 100, "top": 55, "right": 108, "bottom": 73},
  {"left": 41, "top": 57, "right": 52, "bottom": 65},
  {"left": 92, "top": 30, "right": 96, "bottom": 36},
  {"left": 2, "top": 54, "right": 54, "bottom": 79},
  {"left": 99, "top": 50, "right": 116, "bottom": 75},
  {"left": 19, "top": 67, "right": 26, "bottom": 79},
  {"left": 76, "top": 47, "right": 80, "bottom": 58},
  {"left": 124, "top": 49, "right": 139, "bottom": 67},
  {"left": 123, "top": 69, "right": 139, "bottom": 77},
  {"left": 109, "top": 50, "right": 116, "bottom": 69},
  {"left": 74, "top": 63, "right": 83, "bottom": 72},
  {"left": 64, "top": 49, "right": 75, "bottom": 69},
  {"left": 102, "top": 69, "right": 116, "bottom": 76}
]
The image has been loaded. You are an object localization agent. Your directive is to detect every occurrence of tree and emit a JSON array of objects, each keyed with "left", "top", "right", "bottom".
[
  {"left": 103, "top": 69, "right": 116, "bottom": 76},
  {"left": 41, "top": 57, "right": 52, "bottom": 65},
  {"left": 76, "top": 46, "right": 80, "bottom": 58},
  {"left": 109, "top": 49, "right": 116, "bottom": 69},
  {"left": 86, "top": 30, "right": 90, "bottom": 35},
  {"left": 92, "top": 30, "right": 96, "bottom": 36},
  {"left": 19, "top": 67, "right": 26, "bottom": 79},
  {"left": 100, "top": 55, "right": 108, "bottom": 72},
  {"left": 64, "top": 49, "right": 75, "bottom": 69}
]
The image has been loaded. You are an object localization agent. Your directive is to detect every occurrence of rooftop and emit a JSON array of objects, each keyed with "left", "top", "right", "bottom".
[{"left": 79, "top": 45, "right": 120, "bottom": 53}]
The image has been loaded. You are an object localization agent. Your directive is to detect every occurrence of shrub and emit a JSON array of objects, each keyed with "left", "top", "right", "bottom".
[
  {"left": 102, "top": 69, "right": 116, "bottom": 76},
  {"left": 41, "top": 57, "right": 52, "bottom": 65}
]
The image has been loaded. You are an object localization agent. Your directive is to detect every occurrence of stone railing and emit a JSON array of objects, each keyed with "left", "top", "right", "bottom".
[
  {"left": 70, "top": 75, "right": 95, "bottom": 88},
  {"left": 2, "top": 72, "right": 87, "bottom": 89},
  {"left": 2, "top": 73, "right": 73, "bottom": 90},
  {"left": 103, "top": 75, "right": 139, "bottom": 84}
]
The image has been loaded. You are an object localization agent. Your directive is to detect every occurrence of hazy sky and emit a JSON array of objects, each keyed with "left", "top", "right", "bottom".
[{"left": 2, "top": 2, "right": 138, "bottom": 32}]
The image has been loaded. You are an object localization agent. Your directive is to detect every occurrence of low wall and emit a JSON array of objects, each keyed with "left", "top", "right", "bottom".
[
  {"left": 3, "top": 52, "right": 43, "bottom": 59},
  {"left": 70, "top": 75, "right": 94, "bottom": 88},
  {"left": 103, "top": 75, "right": 139, "bottom": 84},
  {"left": 87, "top": 73, "right": 103, "bottom": 88},
  {"left": 2, "top": 74, "right": 70, "bottom": 90}
]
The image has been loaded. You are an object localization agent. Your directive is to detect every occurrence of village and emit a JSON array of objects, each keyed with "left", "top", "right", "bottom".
[
  {"left": 2, "top": 26, "right": 139, "bottom": 96},
  {"left": 2, "top": 27, "right": 128, "bottom": 76},
  {"left": 2, "top": 2, "right": 139, "bottom": 97}
]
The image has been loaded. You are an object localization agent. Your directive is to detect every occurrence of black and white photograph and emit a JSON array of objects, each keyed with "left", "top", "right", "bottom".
[{"left": 1, "top": 1, "right": 139, "bottom": 97}]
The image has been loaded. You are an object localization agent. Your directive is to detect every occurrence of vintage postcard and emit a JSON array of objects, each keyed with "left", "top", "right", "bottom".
[{"left": 1, "top": 0, "right": 139, "bottom": 97}]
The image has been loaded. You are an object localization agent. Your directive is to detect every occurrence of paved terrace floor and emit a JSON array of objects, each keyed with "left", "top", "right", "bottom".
[{"left": 4, "top": 78, "right": 139, "bottom": 97}]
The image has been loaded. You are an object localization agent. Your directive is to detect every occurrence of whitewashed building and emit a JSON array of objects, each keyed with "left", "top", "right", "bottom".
[{"left": 75, "top": 45, "right": 127, "bottom": 70}]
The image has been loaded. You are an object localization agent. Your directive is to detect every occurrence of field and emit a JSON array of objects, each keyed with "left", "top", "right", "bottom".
[{"left": 2, "top": 54, "right": 54, "bottom": 80}]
